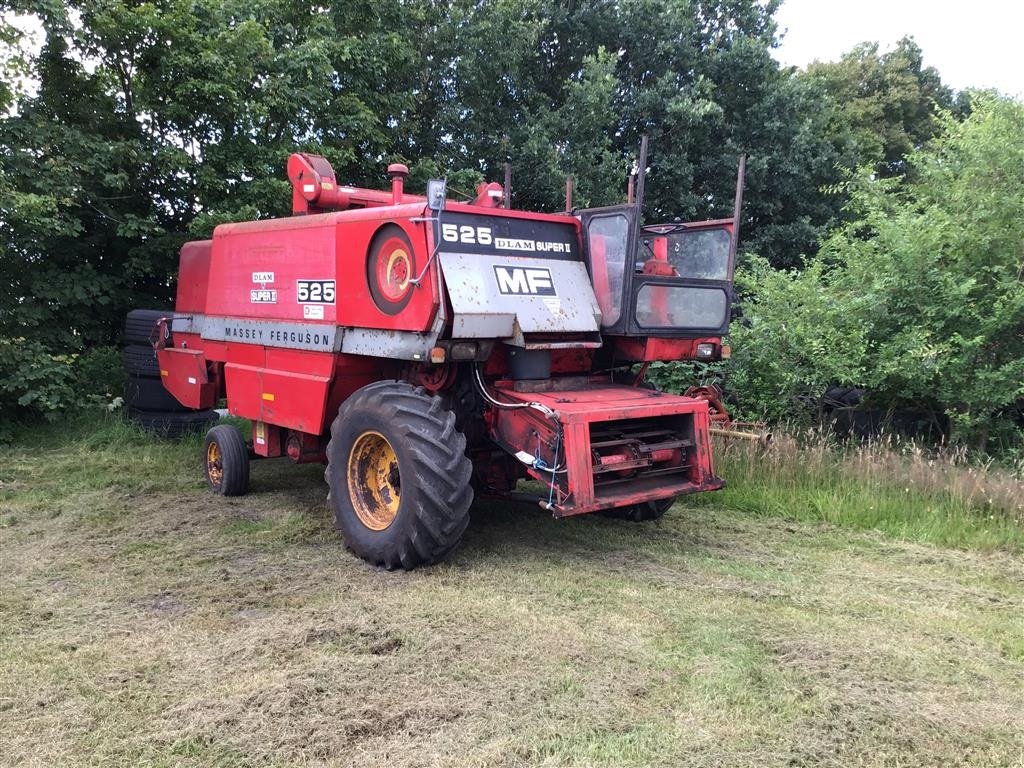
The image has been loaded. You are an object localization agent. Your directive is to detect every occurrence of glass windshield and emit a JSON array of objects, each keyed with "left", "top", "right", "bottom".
[
  {"left": 662, "top": 227, "right": 731, "bottom": 280},
  {"left": 635, "top": 285, "right": 728, "bottom": 329},
  {"left": 587, "top": 214, "right": 630, "bottom": 326}
]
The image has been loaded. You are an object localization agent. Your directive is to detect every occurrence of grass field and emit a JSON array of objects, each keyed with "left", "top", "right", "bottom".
[{"left": 2, "top": 415, "right": 1023, "bottom": 767}]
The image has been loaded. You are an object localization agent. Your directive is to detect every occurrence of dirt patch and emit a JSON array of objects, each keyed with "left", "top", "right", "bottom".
[{"left": 300, "top": 622, "right": 404, "bottom": 655}]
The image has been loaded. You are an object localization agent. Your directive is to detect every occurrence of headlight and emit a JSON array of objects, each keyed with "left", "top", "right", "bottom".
[{"left": 695, "top": 343, "right": 716, "bottom": 360}]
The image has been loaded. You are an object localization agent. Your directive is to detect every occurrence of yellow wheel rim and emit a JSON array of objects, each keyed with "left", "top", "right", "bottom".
[
  {"left": 347, "top": 430, "right": 401, "bottom": 530},
  {"left": 207, "top": 441, "right": 223, "bottom": 487}
]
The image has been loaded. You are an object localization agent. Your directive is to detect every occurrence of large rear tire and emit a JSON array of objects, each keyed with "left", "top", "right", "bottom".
[{"left": 326, "top": 381, "right": 473, "bottom": 570}]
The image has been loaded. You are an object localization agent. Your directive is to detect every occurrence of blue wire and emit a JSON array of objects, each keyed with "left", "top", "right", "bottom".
[{"left": 546, "top": 429, "right": 561, "bottom": 508}]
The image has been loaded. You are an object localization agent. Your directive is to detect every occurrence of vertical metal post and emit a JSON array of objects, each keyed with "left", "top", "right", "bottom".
[
  {"left": 635, "top": 135, "right": 649, "bottom": 215},
  {"left": 503, "top": 162, "right": 512, "bottom": 209},
  {"left": 565, "top": 176, "right": 573, "bottom": 212},
  {"left": 727, "top": 154, "right": 746, "bottom": 279}
]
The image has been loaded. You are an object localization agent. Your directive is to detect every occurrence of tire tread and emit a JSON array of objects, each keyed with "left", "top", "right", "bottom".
[
  {"left": 325, "top": 380, "right": 473, "bottom": 570},
  {"left": 124, "top": 309, "right": 171, "bottom": 346},
  {"left": 204, "top": 424, "right": 250, "bottom": 496},
  {"left": 123, "top": 344, "right": 160, "bottom": 377}
]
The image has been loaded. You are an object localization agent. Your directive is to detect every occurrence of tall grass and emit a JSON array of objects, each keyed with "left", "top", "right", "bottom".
[{"left": 700, "top": 430, "right": 1024, "bottom": 552}]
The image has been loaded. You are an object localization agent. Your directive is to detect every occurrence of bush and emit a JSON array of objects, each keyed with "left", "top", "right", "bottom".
[
  {"left": 0, "top": 340, "right": 123, "bottom": 439},
  {"left": 720, "top": 94, "right": 1024, "bottom": 450}
]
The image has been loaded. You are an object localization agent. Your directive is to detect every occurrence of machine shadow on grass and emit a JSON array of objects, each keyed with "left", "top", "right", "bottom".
[
  {"left": 458, "top": 499, "right": 697, "bottom": 564},
  {"left": 241, "top": 454, "right": 703, "bottom": 572}
]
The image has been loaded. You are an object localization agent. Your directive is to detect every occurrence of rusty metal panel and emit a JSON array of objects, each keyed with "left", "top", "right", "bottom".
[{"left": 439, "top": 251, "right": 601, "bottom": 340}]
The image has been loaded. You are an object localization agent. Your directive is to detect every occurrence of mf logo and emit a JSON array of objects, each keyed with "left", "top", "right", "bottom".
[{"left": 493, "top": 266, "right": 556, "bottom": 296}]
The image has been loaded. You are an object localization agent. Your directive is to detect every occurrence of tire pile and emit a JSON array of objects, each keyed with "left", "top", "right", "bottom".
[{"left": 123, "top": 309, "right": 218, "bottom": 438}]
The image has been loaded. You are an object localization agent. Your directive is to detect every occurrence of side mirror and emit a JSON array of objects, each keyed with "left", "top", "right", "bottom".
[{"left": 426, "top": 179, "right": 447, "bottom": 212}]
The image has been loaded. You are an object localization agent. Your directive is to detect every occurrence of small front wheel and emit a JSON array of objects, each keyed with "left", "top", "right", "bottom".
[{"left": 204, "top": 424, "right": 250, "bottom": 496}]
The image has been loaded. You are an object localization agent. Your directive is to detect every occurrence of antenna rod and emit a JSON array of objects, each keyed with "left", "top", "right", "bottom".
[
  {"left": 565, "top": 176, "right": 573, "bottom": 212},
  {"left": 503, "top": 162, "right": 512, "bottom": 209},
  {"left": 635, "top": 134, "right": 649, "bottom": 216},
  {"left": 728, "top": 154, "right": 747, "bottom": 279}
]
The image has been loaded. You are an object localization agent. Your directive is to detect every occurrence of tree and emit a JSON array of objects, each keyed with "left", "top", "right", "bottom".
[
  {"left": 0, "top": 0, "right": 968, "bottom": 428},
  {"left": 800, "top": 37, "right": 954, "bottom": 178},
  {"left": 729, "top": 94, "right": 1024, "bottom": 448},
  {"left": 1, "top": 0, "right": 423, "bottom": 422},
  {"left": 405, "top": 0, "right": 842, "bottom": 267}
]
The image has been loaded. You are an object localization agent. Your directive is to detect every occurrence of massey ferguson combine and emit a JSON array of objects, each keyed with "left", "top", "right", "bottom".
[{"left": 150, "top": 145, "right": 745, "bottom": 569}]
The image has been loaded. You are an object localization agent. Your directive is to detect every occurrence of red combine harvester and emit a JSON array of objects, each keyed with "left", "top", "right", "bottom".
[{"left": 151, "top": 145, "right": 745, "bottom": 569}]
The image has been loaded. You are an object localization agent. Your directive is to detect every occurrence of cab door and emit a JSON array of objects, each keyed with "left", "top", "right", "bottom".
[
  {"left": 578, "top": 204, "right": 640, "bottom": 334},
  {"left": 627, "top": 220, "right": 735, "bottom": 338}
]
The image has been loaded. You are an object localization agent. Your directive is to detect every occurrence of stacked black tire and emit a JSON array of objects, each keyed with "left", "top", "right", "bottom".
[{"left": 123, "top": 309, "right": 218, "bottom": 438}]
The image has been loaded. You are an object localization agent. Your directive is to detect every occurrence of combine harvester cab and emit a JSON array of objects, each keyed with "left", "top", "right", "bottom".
[{"left": 151, "top": 145, "right": 745, "bottom": 569}]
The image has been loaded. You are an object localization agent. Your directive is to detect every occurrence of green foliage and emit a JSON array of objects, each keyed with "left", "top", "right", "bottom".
[
  {"left": 0, "top": 338, "right": 79, "bottom": 418},
  {"left": 801, "top": 37, "right": 955, "bottom": 178},
  {"left": 1, "top": 0, "right": 1014, "bottom": 448},
  {"left": 727, "top": 95, "right": 1024, "bottom": 448},
  {"left": 0, "top": 339, "right": 122, "bottom": 439},
  {"left": 723, "top": 254, "right": 874, "bottom": 422}
]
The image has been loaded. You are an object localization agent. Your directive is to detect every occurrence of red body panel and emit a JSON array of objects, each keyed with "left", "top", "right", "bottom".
[
  {"left": 176, "top": 240, "right": 212, "bottom": 313},
  {"left": 156, "top": 347, "right": 217, "bottom": 409},
  {"left": 613, "top": 336, "right": 721, "bottom": 362},
  {"left": 488, "top": 381, "right": 721, "bottom": 515},
  {"left": 205, "top": 206, "right": 438, "bottom": 332},
  {"left": 224, "top": 364, "right": 331, "bottom": 434}
]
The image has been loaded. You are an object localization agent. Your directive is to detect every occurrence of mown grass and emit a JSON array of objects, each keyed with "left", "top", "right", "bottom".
[{"left": 1, "top": 411, "right": 1022, "bottom": 767}]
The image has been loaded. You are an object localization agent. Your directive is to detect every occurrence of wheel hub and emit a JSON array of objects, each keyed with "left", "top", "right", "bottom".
[
  {"left": 206, "top": 441, "right": 223, "bottom": 487},
  {"left": 347, "top": 430, "right": 401, "bottom": 530}
]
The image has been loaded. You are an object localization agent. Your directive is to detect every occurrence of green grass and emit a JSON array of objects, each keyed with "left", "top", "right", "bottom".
[
  {"left": 1, "top": 412, "right": 1022, "bottom": 767},
  {"left": 697, "top": 433, "right": 1024, "bottom": 552}
]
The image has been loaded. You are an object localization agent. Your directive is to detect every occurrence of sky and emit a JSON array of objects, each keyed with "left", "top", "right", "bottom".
[{"left": 772, "top": 0, "right": 1024, "bottom": 97}]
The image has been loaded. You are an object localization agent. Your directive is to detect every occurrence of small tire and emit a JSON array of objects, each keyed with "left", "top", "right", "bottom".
[
  {"left": 123, "top": 344, "right": 160, "bottom": 377},
  {"left": 128, "top": 408, "right": 218, "bottom": 439},
  {"left": 601, "top": 496, "right": 676, "bottom": 522},
  {"left": 124, "top": 375, "right": 189, "bottom": 412},
  {"left": 203, "top": 424, "right": 250, "bottom": 496},
  {"left": 125, "top": 309, "right": 171, "bottom": 346},
  {"left": 326, "top": 380, "right": 473, "bottom": 570}
]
